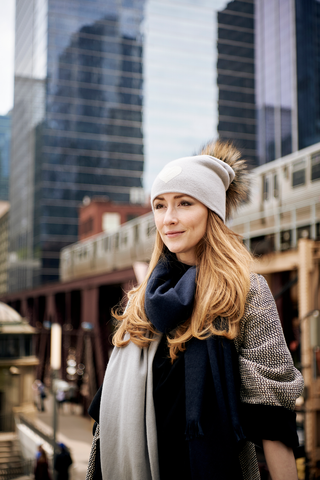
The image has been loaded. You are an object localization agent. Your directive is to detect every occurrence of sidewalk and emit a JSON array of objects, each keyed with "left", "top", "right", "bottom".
[{"left": 35, "top": 395, "right": 93, "bottom": 480}]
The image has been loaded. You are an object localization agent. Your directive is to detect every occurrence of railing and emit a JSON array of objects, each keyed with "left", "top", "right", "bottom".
[
  {"left": 18, "top": 414, "right": 54, "bottom": 447},
  {"left": 0, "top": 458, "right": 33, "bottom": 480}
]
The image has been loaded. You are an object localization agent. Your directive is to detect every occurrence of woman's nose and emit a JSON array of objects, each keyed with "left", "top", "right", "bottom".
[{"left": 163, "top": 206, "right": 178, "bottom": 225}]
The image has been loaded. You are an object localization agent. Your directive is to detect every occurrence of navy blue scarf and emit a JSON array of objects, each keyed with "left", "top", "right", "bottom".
[{"left": 145, "top": 255, "right": 246, "bottom": 480}]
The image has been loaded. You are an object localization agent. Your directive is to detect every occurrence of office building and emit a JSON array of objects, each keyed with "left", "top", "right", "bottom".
[
  {"left": 255, "top": 0, "right": 320, "bottom": 165},
  {"left": 0, "top": 115, "right": 11, "bottom": 201},
  {"left": 9, "top": 0, "right": 262, "bottom": 291},
  {"left": 9, "top": 0, "right": 146, "bottom": 291},
  {"left": 217, "top": 0, "right": 256, "bottom": 166}
]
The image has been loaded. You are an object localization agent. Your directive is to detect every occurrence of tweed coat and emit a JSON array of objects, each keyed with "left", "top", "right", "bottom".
[{"left": 85, "top": 273, "right": 304, "bottom": 480}]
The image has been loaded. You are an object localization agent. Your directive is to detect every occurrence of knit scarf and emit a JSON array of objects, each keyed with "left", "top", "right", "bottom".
[{"left": 145, "top": 255, "right": 245, "bottom": 480}]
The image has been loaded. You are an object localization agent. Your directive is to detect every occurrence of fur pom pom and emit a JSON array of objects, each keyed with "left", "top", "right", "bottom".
[{"left": 199, "top": 140, "right": 250, "bottom": 220}]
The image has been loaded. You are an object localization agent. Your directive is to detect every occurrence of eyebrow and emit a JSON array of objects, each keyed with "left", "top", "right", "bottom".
[{"left": 154, "top": 194, "right": 190, "bottom": 201}]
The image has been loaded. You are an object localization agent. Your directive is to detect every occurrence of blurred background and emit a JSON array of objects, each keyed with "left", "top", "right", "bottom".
[{"left": 0, "top": 0, "right": 319, "bottom": 479}]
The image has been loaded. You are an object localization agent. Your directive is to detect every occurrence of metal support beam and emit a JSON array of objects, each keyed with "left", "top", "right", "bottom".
[{"left": 81, "top": 287, "right": 105, "bottom": 386}]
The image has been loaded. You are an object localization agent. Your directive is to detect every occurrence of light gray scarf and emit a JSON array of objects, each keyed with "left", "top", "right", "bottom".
[{"left": 100, "top": 334, "right": 162, "bottom": 480}]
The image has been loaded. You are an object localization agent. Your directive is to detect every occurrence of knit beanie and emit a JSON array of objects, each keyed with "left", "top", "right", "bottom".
[{"left": 151, "top": 154, "right": 235, "bottom": 223}]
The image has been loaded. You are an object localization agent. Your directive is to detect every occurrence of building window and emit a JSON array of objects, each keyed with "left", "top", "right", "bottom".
[
  {"left": 102, "top": 213, "right": 120, "bottom": 234},
  {"left": 311, "top": 153, "right": 320, "bottom": 181},
  {"left": 292, "top": 160, "right": 306, "bottom": 187},
  {"left": 126, "top": 214, "right": 138, "bottom": 222}
]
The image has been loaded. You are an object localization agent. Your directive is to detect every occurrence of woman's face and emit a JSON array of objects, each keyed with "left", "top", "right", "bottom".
[{"left": 153, "top": 192, "right": 208, "bottom": 265}]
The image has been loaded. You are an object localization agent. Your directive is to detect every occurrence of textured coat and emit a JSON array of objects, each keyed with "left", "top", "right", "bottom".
[{"left": 85, "top": 273, "right": 303, "bottom": 480}]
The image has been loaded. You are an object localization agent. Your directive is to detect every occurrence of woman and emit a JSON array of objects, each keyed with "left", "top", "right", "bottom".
[{"left": 86, "top": 141, "right": 304, "bottom": 480}]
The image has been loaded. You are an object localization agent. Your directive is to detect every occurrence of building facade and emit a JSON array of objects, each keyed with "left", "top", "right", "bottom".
[
  {"left": 78, "top": 197, "right": 151, "bottom": 241},
  {"left": 217, "top": 0, "right": 256, "bottom": 166},
  {"left": 0, "top": 115, "right": 11, "bottom": 201},
  {"left": 255, "top": 0, "right": 320, "bottom": 165}
]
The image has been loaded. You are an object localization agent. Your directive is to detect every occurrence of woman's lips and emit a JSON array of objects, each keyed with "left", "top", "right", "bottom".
[{"left": 165, "top": 231, "right": 185, "bottom": 237}]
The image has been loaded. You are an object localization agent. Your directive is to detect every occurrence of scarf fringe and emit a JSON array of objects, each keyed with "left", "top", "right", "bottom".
[{"left": 185, "top": 420, "right": 204, "bottom": 441}]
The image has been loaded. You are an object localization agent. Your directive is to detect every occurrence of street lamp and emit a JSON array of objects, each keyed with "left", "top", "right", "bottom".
[{"left": 50, "top": 323, "right": 61, "bottom": 478}]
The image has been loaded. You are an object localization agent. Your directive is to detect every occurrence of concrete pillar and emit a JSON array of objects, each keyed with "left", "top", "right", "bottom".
[{"left": 298, "top": 239, "right": 315, "bottom": 468}]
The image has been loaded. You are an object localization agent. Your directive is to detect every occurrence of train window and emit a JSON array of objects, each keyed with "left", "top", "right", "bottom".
[
  {"left": 311, "top": 153, "right": 320, "bottom": 181},
  {"left": 147, "top": 222, "right": 155, "bottom": 237},
  {"left": 104, "top": 237, "right": 109, "bottom": 250},
  {"left": 121, "top": 233, "right": 128, "bottom": 245},
  {"left": 114, "top": 233, "right": 119, "bottom": 250},
  {"left": 134, "top": 225, "right": 139, "bottom": 242},
  {"left": 263, "top": 176, "right": 269, "bottom": 200},
  {"left": 273, "top": 174, "right": 279, "bottom": 198},
  {"left": 292, "top": 160, "right": 306, "bottom": 187}
]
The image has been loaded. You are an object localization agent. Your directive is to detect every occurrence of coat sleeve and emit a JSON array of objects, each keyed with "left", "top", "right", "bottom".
[
  {"left": 85, "top": 423, "right": 102, "bottom": 480},
  {"left": 85, "top": 387, "right": 103, "bottom": 480},
  {"left": 234, "top": 273, "right": 304, "bottom": 447}
]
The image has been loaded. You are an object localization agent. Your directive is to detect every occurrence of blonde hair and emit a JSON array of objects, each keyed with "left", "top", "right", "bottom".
[{"left": 112, "top": 210, "right": 252, "bottom": 362}]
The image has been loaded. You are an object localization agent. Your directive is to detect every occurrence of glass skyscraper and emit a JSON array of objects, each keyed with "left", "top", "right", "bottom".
[
  {"left": 10, "top": 0, "right": 146, "bottom": 291},
  {"left": 0, "top": 115, "right": 11, "bottom": 201},
  {"left": 255, "top": 0, "right": 320, "bottom": 165},
  {"left": 9, "top": 0, "right": 259, "bottom": 291},
  {"left": 217, "top": 1, "right": 256, "bottom": 166}
]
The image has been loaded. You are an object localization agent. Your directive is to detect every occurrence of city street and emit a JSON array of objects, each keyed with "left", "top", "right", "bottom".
[{"left": 35, "top": 395, "right": 93, "bottom": 480}]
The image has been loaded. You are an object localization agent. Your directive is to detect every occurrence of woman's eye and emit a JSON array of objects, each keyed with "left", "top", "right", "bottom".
[
  {"left": 154, "top": 203, "right": 163, "bottom": 210},
  {"left": 180, "top": 201, "right": 191, "bottom": 206}
]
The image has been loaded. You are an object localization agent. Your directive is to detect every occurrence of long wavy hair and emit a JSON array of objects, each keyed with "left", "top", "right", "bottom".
[
  {"left": 112, "top": 140, "right": 252, "bottom": 362},
  {"left": 112, "top": 211, "right": 252, "bottom": 361}
]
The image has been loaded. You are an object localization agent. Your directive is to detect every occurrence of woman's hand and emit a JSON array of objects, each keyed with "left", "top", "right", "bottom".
[{"left": 262, "top": 439, "right": 298, "bottom": 480}]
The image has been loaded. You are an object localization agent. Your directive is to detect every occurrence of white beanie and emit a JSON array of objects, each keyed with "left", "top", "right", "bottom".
[{"left": 150, "top": 155, "right": 235, "bottom": 223}]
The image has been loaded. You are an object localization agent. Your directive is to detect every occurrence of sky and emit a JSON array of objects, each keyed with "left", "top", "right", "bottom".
[{"left": 0, "top": 0, "right": 15, "bottom": 116}]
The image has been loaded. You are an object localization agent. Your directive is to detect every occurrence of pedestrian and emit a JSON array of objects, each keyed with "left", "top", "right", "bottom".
[
  {"left": 38, "top": 382, "right": 46, "bottom": 412},
  {"left": 86, "top": 140, "right": 304, "bottom": 480},
  {"left": 54, "top": 443, "right": 73, "bottom": 480},
  {"left": 56, "top": 389, "right": 66, "bottom": 411},
  {"left": 34, "top": 445, "right": 51, "bottom": 480}
]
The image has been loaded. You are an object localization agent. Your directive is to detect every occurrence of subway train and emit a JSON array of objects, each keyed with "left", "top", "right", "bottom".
[
  {"left": 60, "top": 142, "right": 320, "bottom": 282},
  {"left": 60, "top": 212, "right": 156, "bottom": 282}
]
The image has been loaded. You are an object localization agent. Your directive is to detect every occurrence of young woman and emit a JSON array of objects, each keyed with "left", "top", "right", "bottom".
[{"left": 86, "top": 141, "right": 304, "bottom": 480}]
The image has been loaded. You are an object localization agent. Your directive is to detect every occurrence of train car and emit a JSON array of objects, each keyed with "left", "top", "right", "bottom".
[
  {"left": 60, "top": 212, "right": 156, "bottom": 282},
  {"left": 229, "top": 142, "right": 320, "bottom": 253}
]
